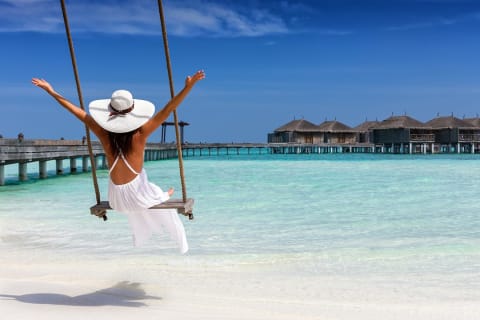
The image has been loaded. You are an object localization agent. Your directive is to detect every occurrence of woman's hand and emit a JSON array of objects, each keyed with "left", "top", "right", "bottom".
[
  {"left": 142, "top": 69, "right": 206, "bottom": 137},
  {"left": 185, "top": 70, "right": 205, "bottom": 87},
  {"left": 31, "top": 78, "right": 54, "bottom": 93}
]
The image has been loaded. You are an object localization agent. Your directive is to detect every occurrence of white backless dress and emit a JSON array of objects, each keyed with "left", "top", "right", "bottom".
[{"left": 107, "top": 151, "right": 188, "bottom": 253}]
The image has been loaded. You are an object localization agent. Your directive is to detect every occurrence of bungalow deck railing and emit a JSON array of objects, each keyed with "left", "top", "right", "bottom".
[
  {"left": 459, "top": 134, "right": 480, "bottom": 142},
  {"left": 409, "top": 134, "right": 435, "bottom": 142}
]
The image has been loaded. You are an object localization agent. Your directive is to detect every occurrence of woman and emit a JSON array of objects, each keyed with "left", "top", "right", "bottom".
[{"left": 32, "top": 70, "right": 205, "bottom": 253}]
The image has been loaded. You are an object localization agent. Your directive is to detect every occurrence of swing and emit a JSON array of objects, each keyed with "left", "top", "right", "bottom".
[{"left": 60, "top": 0, "right": 194, "bottom": 221}]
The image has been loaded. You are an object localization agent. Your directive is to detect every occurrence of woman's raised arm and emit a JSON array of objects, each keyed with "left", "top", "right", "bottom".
[
  {"left": 140, "top": 70, "right": 205, "bottom": 138},
  {"left": 32, "top": 78, "right": 107, "bottom": 140}
]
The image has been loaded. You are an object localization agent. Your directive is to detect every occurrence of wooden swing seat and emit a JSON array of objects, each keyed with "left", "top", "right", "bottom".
[{"left": 90, "top": 198, "right": 194, "bottom": 221}]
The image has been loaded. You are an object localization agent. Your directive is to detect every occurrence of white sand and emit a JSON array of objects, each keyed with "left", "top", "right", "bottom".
[{"left": 1, "top": 251, "right": 478, "bottom": 320}]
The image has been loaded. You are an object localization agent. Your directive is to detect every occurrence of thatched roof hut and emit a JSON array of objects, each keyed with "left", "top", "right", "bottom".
[
  {"left": 317, "top": 120, "right": 356, "bottom": 144},
  {"left": 426, "top": 115, "right": 479, "bottom": 144},
  {"left": 463, "top": 117, "right": 480, "bottom": 128},
  {"left": 425, "top": 116, "right": 475, "bottom": 129},
  {"left": 274, "top": 119, "right": 319, "bottom": 132},
  {"left": 317, "top": 120, "right": 352, "bottom": 132},
  {"left": 375, "top": 115, "right": 427, "bottom": 129},
  {"left": 354, "top": 120, "right": 379, "bottom": 132},
  {"left": 354, "top": 120, "right": 379, "bottom": 143},
  {"left": 269, "top": 119, "right": 320, "bottom": 143},
  {"left": 373, "top": 115, "right": 433, "bottom": 144}
]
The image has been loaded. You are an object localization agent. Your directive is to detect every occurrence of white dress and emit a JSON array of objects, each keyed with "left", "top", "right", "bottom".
[{"left": 107, "top": 151, "right": 188, "bottom": 253}]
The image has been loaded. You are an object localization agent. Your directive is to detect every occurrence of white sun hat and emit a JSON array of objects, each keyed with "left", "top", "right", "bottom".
[{"left": 89, "top": 89, "right": 155, "bottom": 133}]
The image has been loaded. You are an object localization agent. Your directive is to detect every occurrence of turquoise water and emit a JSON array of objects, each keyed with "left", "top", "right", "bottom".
[{"left": 1, "top": 154, "right": 479, "bottom": 291}]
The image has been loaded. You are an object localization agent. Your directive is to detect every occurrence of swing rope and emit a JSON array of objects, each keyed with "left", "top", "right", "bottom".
[
  {"left": 60, "top": 0, "right": 190, "bottom": 220},
  {"left": 157, "top": 0, "right": 188, "bottom": 203},
  {"left": 60, "top": 0, "right": 103, "bottom": 216}
]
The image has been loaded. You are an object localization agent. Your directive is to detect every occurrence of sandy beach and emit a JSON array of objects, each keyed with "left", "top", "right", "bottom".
[{"left": 1, "top": 249, "right": 477, "bottom": 320}]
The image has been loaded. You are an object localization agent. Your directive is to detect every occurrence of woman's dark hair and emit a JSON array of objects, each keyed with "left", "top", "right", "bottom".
[{"left": 108, "top": 129, "right": 138, "bottom": 157}]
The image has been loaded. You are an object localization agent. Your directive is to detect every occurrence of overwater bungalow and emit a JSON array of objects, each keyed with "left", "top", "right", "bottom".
[
  {"left": 317, "top": 120, "right": 356, "bottom": 144},
  {"left": 426, "top": 115, "right": 480, "bottom": 153},
  {"left": 268, "top": 114, "right": 480, "bottom": 154},
  {"left": 267, "top": 119, "right": 320, "bottom": 143},
  {"left": 372, "top": 115, "right": 434, "bottom": 153},
  {"left": 354, "top": 120, "right": 379, "bottom": 144}
]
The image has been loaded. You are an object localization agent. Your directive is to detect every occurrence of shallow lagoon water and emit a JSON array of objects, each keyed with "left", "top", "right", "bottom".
[{"left": 1, "top": 153, "right": 479, "bottom": 305}]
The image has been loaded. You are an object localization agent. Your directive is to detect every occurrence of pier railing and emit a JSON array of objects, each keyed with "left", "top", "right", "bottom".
[
  {"left": 0, "top": 138, "right": 179, "bottom": 185},
  {"left": 2, "top": 138, "right": 479, "bottom": 185},
  {"left": 459, "top": 134, "right": 480, "bottom": 142},
  {"left": 0, "top": 139, "right": 104, "bottom": 165},
  {"left": 409, "top": 134, "right": 435, "bottom": 142}
]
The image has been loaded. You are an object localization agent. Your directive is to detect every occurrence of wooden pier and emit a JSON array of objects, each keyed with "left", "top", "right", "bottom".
[
  {"left": 181, "top": 142, "right": 375, "bottom": 156},
  {"left": 0, "top": 138, "right": 179, "bottom": 185},
  {"left": 9, "top": 138, "right": 475, "bottom": 185},
  {"left": 1, "top": 139, "right": 379, "bottom": 185},
  {"left": 182, "top": 143, "right": 269, "bottom": 156}
]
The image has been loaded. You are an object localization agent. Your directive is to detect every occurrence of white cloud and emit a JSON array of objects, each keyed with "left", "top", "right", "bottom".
[
  {"left": 0, "top": 0, "right": 291, "bottom": 37},
  {"left": 0, "top": 0, "right": 62, "bottom": 33}
]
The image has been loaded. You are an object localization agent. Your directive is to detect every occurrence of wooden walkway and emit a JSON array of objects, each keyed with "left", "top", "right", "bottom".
[
  {"left": 181, "top": 142, "right": 375, "bottom": 156},
  {"left": 3, "top": 137, "right": 478, "bottom": 185},
  {"left": 0, "top": 138, "right": 178, "bottom": 185},
  {"left": 1, "top": 138, "right": 378, "bottom": 185}
]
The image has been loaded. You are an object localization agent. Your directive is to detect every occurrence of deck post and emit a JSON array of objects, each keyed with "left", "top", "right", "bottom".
[
  {"left": 95, "top": 156, "right": 101, "bottom": 170},
  {"left": 19, "top": 162, "right": 28, "bottom": 181},
  {"left": 101, "top": 155, "right": 107, "bottom": 169},
  {"left": 39, "top": 160, "right": 47, "bottom": 178},
  {"left": 56, "top": 159, "right": 64, "bottom": 175},
  {"left": 82, "top": 156, "right": 89, "bottom": 172},
  {"left": 0, "top": 164, "right": 5, "bottom": 185},
  {"left": 457, "top": 143, "right": 461, "bottom": 154},
  {"left": 70, "top": 158, "right": 77, "bottom": 173},
  {"left": 472, "top": 143, "right": 475, "bottom": 154}
]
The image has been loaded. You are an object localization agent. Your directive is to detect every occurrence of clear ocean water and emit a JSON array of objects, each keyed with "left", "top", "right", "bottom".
[{"left": 1, "top": 153, "right": 479, "bottom": 299}]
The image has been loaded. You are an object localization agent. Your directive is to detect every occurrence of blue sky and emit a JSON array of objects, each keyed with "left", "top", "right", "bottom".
[{"left": 1, "top": 0, "right": 480, "bottom": 143}]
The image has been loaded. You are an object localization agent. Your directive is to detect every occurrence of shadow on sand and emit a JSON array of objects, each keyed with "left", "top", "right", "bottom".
[{"left": 0, "top": 281, "right": 161, "bottom": 307}]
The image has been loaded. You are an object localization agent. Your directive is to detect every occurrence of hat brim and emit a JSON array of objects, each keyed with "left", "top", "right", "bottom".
[{"left": 89, "top": 99, "right": 155, "bottom": 133}]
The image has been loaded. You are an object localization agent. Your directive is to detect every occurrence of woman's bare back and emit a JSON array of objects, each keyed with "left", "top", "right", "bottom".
[{"left": 106, "top": 131, "right": 146, "bottom": 185}]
